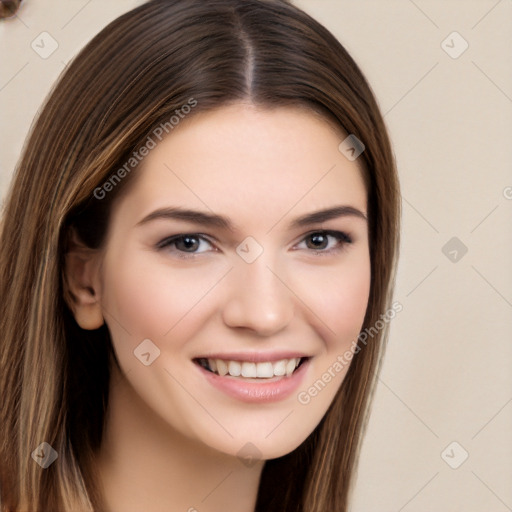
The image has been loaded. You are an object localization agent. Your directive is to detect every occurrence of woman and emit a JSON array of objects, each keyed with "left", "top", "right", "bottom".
[{"left": 0, "top": 0, "right": 400, "bottom": 510}]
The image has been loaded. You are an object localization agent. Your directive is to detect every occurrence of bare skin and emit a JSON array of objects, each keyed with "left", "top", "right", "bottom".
[{"left": 64, "top": 103, "right": 370, "bottom": 511}]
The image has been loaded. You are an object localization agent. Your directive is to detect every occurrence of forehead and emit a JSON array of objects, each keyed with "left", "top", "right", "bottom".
[{"left": 113, "top": 103, "right": 367, "bottom": 231}]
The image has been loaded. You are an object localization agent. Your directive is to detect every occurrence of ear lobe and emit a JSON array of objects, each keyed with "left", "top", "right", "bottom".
[{"left": 62, "top": 227, "right": 105, "bottom": 330}]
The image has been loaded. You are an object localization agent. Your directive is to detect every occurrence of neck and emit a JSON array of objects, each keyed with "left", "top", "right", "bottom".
[{"left": 94, "top": 365, "right": 264, "bottom": 512}]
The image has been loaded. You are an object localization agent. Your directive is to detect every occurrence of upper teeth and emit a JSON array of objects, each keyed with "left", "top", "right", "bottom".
[{"left": 205, "top": 358, "right": 302, "bottom": 378}]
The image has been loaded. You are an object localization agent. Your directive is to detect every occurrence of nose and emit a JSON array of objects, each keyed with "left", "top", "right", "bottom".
[{"left": 221, "top": 255, "right": 295, "bottom": 336}]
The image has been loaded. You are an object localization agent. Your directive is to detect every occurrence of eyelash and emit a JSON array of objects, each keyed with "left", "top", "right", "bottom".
[{"left": 156, "top": 230, "right": 353, "bottom": 260}]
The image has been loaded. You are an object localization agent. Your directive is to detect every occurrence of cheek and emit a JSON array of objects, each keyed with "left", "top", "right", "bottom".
[
  {"left": 330, "top": 268, "right": 371, "bottom": 340},
  {"left": 100, "top": 249, "right": 226, "bottom": 347},
  {"left": 292, "top": 254, "right": 371, "bottom": 348}
]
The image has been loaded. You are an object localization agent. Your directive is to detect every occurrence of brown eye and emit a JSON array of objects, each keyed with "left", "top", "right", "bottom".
[
  {"left": 0, "top": 0, "right": 22, "bottom": 19},
  {"left": 306, "top": 233, "right": 329, "bottom": 250},
  {"left": 175, "top": 235, "right": 201, "bottom": 252},
  {"left": 296, "top": 230, "right": 352, "bottom": 255},
  {"left": 157, "top": 233, "right": 216, "bottom": 259}
]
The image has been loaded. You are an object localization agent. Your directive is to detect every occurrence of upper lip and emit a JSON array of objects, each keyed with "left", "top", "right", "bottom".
[{"left": 194, "top": 351, "right": 310, "bottom": 363}]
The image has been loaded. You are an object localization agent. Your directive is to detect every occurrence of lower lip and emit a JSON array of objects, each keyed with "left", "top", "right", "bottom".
[{"left": 196, "top": 359, "right": 310, "bottom": 403}]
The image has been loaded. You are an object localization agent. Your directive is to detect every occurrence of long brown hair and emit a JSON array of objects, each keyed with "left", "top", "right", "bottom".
[{"left": 0, "top": 0, "right": 400, "bottom": 510}]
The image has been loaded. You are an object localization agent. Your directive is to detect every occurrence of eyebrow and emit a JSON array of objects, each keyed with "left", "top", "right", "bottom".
[{"left": 135, "top": 205, "right": 367, "bottom": 231}]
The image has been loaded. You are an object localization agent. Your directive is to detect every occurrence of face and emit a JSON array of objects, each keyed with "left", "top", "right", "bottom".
[{"left": 93, "top": 103, "right": 370, "bottom": 460}]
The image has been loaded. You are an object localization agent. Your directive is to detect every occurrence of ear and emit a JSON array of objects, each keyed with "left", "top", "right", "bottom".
[{"left": 62, "top": 227, "right": 105, "bottom": 330}]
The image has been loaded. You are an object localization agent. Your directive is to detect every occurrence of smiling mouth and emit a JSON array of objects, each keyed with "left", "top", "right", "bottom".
[{"left": 194, "top": 357, "right": 308, "bottom": 379}]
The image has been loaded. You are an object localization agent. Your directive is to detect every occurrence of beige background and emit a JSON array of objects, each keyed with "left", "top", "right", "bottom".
[{"left": 1, "top": 1, "right": 511, "bottom": 510}]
